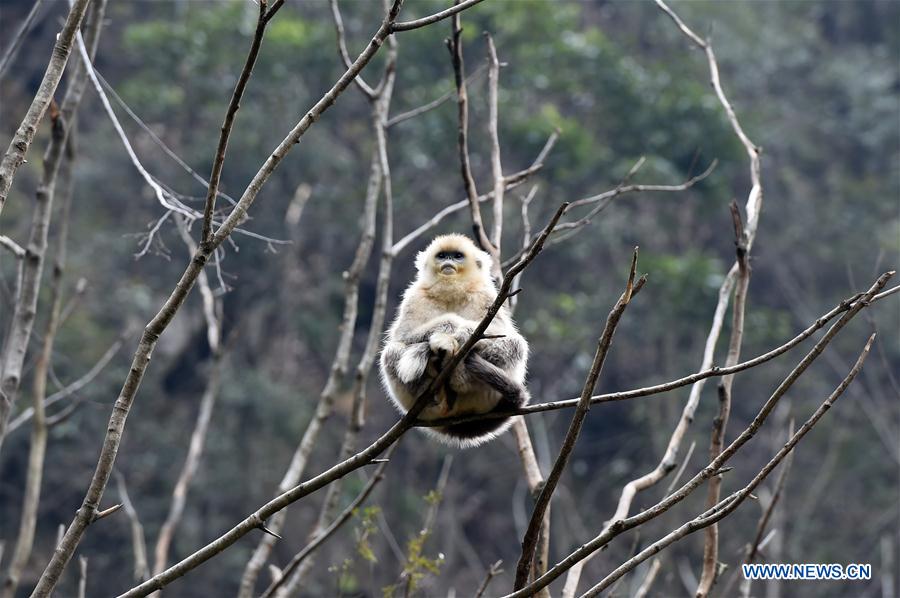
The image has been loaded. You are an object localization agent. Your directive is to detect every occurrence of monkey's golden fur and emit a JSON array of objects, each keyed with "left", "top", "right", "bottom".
[{"left": 379, "top": 234, "right": 529, "bottom": 447}]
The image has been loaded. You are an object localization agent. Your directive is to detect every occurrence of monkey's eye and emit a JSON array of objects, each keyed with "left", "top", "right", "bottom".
[
  {"left": 452, "top": 251, "right": 465, "bottom": 260},
  {"left": 436, "top": 251, "right": 449, "bottom": 260}
]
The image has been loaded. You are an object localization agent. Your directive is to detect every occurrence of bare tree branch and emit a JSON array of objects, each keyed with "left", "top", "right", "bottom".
[
  {"left": 419, "top": 278, "right": 895, "bottom": 429},
  {"left": 514, "top": 248, "right": 646, "bottom": 589},
  {"left": 475, "top": 560, "right": 504, "bottom": 598},
  {"left": 0, "top": 0, "right": 108, "bottom": 458},
  {"left": 115, "top": 472, "right": 150, "bottom": 583},
  {"left": 29, "top": 3, "right": 418, "bottom": 594},
  {"left": 697, "top": 201, "right": 751, "bottom": 597},
  {"left": 0, "top": 236, "right": 25, "bottom": 259},
  {"left": 259, "top": 448, "right": 394, "bottom": 598},
  {"left": 76, "top": 557, "right": 87, "bottom": 598},
  {"left": 556, "top": 4, "right": 764, "bottom": 589},
  {"left": 329, "top": 0, "right": 378, "bottom": 99},
  {"left": 273, "top": 40, "right": 399, "bottom": 594},
  {"left": 237, "top": 8, "right": 400, "bottom": 592},
  {"left": 199, "top": 0, "right": 274, "bottom": 243},
  {"left": 501, "top": 271, "right": 892, "bottom": 598},
  {"left": 1, "top": 122, "right": 79, "bottom": 598},
  {"left": 0, "top": 0, "right": 92, "bottom": 215},
  {"left": 150, "top": 219, "right": 225, "bottom": 580},
  {"left": 485, "top": 33, "right": 504, "bottom": 250},
  {"left": 391, "top": 131, "right": 557, "bottom": 256},
  {"left": 581, "top": 335, "right": 875, "bottom": 596},
  {"left": 634, "top": 558, "right": 662, "bottom": 598},
  {"left": 448, "top": 6, "right": 500, "bottom": 277},
  {"left": 500, "top": 160, "right": 715, "bottom": 268},
  {"left": 391, "top": 0, "right": 488, "bottom": 32},
  {"left": 735, "top": 419, "right": 795, "bottom": 598},
  {"left": 387, "top": 63, "right": 488, "bottom": 128},
  {"left": 0, "top": 0, "right": 47, "bottom": 79},
  {"left": 7, "top": 332, "right": 127, "bottom": 434}
]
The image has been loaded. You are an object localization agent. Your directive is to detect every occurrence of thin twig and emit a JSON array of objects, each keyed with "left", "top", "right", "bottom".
[
  {"left": 391, "top": 0, "right": 488, "bottom": 32},
  {"left": 514, "top": 249, "right": 646, "bottom": 588},
  {"left": 500, "top": 160, "right": 715, "bottom": 268},
  {"left": 387, "top": 63, "right": 488, "bottom": 127},
  {"left": 697, "top": 200, "right": 751, "bottom": 597},
  {"left": 419, "top": 280, "right": 895, "bottom": 428},
  {"left": 0, "top": 0, "right": 47, "bottom": 79},
  {"left": 329, "top": 0, "right": 377, "bottom": 98},
  {"left": 581, "top": 335, "right": 875, "bottom": 596},
  {"left": 8, "top": 332, "right": 128, "bottom": 434},
  {"left": 391, "top": 132, "right": 557, "bottom": 256},
  {"left": 448, "top": 5, "right": 499, "bottom": 276},
  {"left": 116, "top": 472, "right": 151, "bottom": 582},
  {"left": 502, "top": 272, "right": 892, "bottom": 598},
  {"left": 474, "top": 560, "right": 504, "bottom": 598},
  {"left": 0, "top": 0, "right": 92, "bottom": 215},
  {"left": 485, "top": 33, "right": 504, "bottom": 250},
  {"left": 259, "top": 448, "right": 394, "bottom": 598}
]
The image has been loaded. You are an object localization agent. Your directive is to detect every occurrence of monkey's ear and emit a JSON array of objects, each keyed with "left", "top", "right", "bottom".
[
  {"left": 475, "top": 256, "right": 484, "bottom": 270},
  {"left": 415, "top": 250, "right": 428, "bottom": 272}
]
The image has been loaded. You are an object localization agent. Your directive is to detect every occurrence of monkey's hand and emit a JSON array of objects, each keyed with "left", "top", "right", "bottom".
[{"left": 428, "top": 331, "right": 459, "bottom": 356}]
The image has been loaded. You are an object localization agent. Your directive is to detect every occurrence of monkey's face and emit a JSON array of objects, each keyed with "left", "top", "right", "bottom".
[
  {"left": 416, "top": 234, "right": 491, "bottom": 287},
  {"left": 433, "top": 247, "right": 468, "bottom": 277}
]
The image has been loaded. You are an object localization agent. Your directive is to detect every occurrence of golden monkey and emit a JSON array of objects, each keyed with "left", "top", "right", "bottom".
[{"left": 379, "top": 234, "right": 529, "bottom": 447}]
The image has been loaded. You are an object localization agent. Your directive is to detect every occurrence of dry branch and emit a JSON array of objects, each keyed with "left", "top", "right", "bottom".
[
  {"left": 7, "top": 332, "right": 126, "bottom": 434},
  {"left": 419, "top": 279, "right": 896, "bottom": 429},
  {"left": 555, "top": 3, "right": 764, "bottom": 588},
  {"left": 0, "top": 0, "right": 47, "bottom": 79},
  {"left": 391, "top": 131, "right": 557, "bottom": 256},
  {"left": 0, "top": 0, "right": 108, "bottom": 456},
  {"left": 259, "top": 450, "right": 394, "bottom": 598},
  {"left": 502, "top": 271, "right": 892, "bottom": 598},
  {"left": 30, "top": 3, "right": 419, "bottom": 594},
  {"left": 513, "top": 249, "right": 646, "bottom": 588},
  {"left": 581, "top": 335, "right": 875, "bottom": 596},
  {"left": 149, "top": 217, "right": 226, "bottom": 583},
  {"left": 115, "top": 473, "right": 150, "bottom": 583},
  {"left": 0, "top": 0, "right": 92, "bottom": 216},
  {"left": 696, "top": 201, "right": 751, "bottom": 597},
  {"left": 448, "top": 7, "right": 500, "bottom": 277},
  {"left": 273, "top": 41, "right": 399, "bottom": 594},
  {"left": 1, "top": 121, "right": 80, "bottom": 598},
  {"left": 237, "top": 7, "right": 400, "bottom": 592}
]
